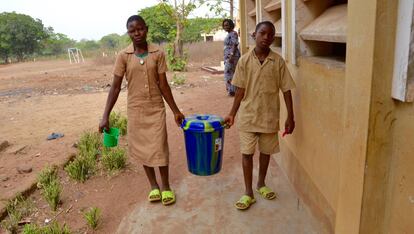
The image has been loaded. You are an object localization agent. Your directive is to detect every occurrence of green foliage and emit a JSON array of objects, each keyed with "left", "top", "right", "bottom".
[
  {"left": 100, "top": 33, "right": 122, "bottom": 50},
  {"left": 171, "top": 73, "right": 186, "bottom": 86},
  {"left": 139, "top": 4, "right": 176, "bottom": 43},
  {"left": 42, "top": 27, "right": 76, "bottom": 56},
  {"left": 0, "top": 12, "right": 48, "bottom": 62},
  {"left": 76, "top": 39, "right": 100, "bottom": 52},
  {"left": 78, "top": 131, "right": 101, "bottom": 159},
  {"left": 42, "top": 179, "right": 61, "bottom": 211},
  {"left": 1, "top": 194, "right": 34, "bottom": 234},
  {"left": 65, "top": 131, "right": 101, "bottom": 182},
  {"left": 37, "top": 166, "right": 61, "bottom": 211},
  {"left": 37, "top": 165, "right": 58, "bottom": 189},
  {"left": 22, "top": 222, "right": 71, "bottom": 234},
  {"left": 65, "top": 155, "right": 96, "bottom": 183},
  {"left": 83, "top": 207, "right": 101, "bottom": 230},
  {"left": 198, "top": 0, "right": 234, "bottom": 18},
  {"left": 102, "top": 147, "right": 126, "bottom": 173},
  {"left": 182, "top": 18, "right": 222, "bottom": 42},
  {"left": 22, "top": 224, "right": 39, "bottom": 234},
  {"left": 166, "top": 43, "right": 187, "bottom": 71},
  {"left": 109, "top": 112, "right": 128, "bottom": 136}
]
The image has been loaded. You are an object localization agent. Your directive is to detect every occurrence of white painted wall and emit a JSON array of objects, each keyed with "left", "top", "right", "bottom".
[{"left": 392, "top": 0, "right": 414, "bottom": 102}]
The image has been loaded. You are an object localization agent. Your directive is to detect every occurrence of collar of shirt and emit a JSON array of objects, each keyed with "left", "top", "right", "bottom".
[
  {"left": 124, "top": 43, "right": 159, "bottom": 54},
  {"left": 250, "top": 47, "right": 277, "bottom": 66}
]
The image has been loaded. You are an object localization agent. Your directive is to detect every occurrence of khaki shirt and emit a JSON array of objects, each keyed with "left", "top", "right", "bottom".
[
  {"left": 232, "top": 48, "right": 295, "bottom": 133},
  {"left": 113, "top": 43, "right": 168, "bottom": 109}
]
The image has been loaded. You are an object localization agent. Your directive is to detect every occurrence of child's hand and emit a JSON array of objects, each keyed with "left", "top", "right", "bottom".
[
  {"left": 174, "top": 112, "right": 185, "bottom": 127},
  {"left": 99, "top": 118, "right": 110, "bottom": 133},
  {"left": 224, "top": 115, "right": 234, "bottom": 128},
  {"left": 284, "top": 117, "right": 295, "bottom": 135}
]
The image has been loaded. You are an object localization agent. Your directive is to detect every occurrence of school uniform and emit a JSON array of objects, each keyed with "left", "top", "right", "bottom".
[
  {"left": 113, "top": 43, "right": 169, "bottom": 166},
  {"left": 232, "top": 48, "right": 295, "bottom": 155}
]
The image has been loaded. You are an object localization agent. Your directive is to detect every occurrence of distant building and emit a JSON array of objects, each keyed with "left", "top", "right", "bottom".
[{"left": 201, "top": 29, "right": 228, "bottom": 42}]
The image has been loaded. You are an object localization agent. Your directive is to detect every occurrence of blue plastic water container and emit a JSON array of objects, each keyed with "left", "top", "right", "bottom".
[{"left": 181, "top": 114, "right": 225, "bottom": 176}]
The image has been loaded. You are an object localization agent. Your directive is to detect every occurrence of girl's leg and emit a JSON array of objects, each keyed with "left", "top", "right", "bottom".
[
  {"left": 242, "top": 154, "right": 254, "bottom": 197},
  {"left": 143, "top": 165, "right": 159, "bottom": 189},
  {"left": 159, "top": 166, "right": 171, "bottom": 191},
  {"left": 257, "top": 153, "right": 271, "bottom": 189}
]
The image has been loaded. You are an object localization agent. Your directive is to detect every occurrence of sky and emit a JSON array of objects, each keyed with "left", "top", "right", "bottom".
[{"left": 0, "top": 0, "right": 223, "bottom": 41}]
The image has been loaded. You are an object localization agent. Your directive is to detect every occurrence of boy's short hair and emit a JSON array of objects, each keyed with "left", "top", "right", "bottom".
[
  {"left": 126, "top": 15, "right": 146, "bottom": 28},
  {"left": 255, "top": 21, "right": 275, "bottom": 34}
]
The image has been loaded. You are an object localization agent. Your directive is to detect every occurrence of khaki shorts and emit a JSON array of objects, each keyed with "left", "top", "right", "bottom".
[{"left": 239, "top": 131, "right": 280, "bottom": 155}]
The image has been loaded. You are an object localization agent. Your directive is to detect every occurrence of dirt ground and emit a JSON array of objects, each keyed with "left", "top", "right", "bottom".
[{"left": 0, "top": 58, "right": 238, "bottom": 233}]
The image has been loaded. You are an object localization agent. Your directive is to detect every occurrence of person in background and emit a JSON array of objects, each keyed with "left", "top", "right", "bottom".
[{"left": 222, "top": 19, "right": 241, "bottom": 97}]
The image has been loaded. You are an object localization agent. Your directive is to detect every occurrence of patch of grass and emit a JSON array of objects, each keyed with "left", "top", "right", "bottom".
[
  {"left": 102, "top": 147, "right": 126, "bottom": 173},
  {"left": 1, "top": 194, "right": 34, "bottom": 234},
  {"left": 78, "top": 131, "right": 101, "bottom": 159},
  {"left": 37, "top": 165, "right": 58, "bottom": 189},
  {"left": 65, "top": 155, "right": 95, "bottom": 183},
  {"left": 22, "top": 222, "right": 71, "bottom": 234},
  {"left": 170, "top": 73, "right": 186, "bottom": 86},
  {"left": 109, "top": 111, "right": 128, "bottom": 136},
  {"left": 83, "top": 207, "right": 101, "bottom": 230},
  {"left": 1, "top": 213, "right": 20, "bottom": 234},
  {"left": 42, "top": 179, "right": 61, "bottom": 211}
]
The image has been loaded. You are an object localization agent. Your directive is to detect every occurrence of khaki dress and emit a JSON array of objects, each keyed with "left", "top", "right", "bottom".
[{"left": 113, "top": 43, "right": 169, "bottom": 167}]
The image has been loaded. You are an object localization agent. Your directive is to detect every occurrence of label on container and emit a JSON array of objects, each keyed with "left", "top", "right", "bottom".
[{"left": 215, "top": 138, "right": 222, "bottom": 152}]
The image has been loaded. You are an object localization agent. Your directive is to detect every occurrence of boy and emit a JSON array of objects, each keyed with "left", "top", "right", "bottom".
[{"left": 224, "top": 21, "right": 295, "bottom": 210}]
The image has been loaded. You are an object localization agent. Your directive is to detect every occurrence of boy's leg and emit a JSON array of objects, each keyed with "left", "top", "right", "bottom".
[
  {"left": 256, "top": 132, "right": 279, "bottom": 199},
  {"left": 159, "top": 166, "right": 171, "bottom": 191},
  {"left": 257, "top": 153, "right": 271, "bottom": 189},
  {"left": 242, "top": 154, "right": 254, "bottom": 197},
  {"left": 239, "top": 131, "right": 258, "bottom": 198},
  {"left": 143, "top": 165, "right": 159, "bottom": 189}
]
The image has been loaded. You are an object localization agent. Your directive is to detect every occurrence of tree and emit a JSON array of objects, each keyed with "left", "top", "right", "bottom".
[
  {"left": 76, "top": 39, "right": 100, "bottom": 51},
  {"left": 182, "top": 18, "right": 222, "bottom": 42},
  {"left": 100, "top": 33, "right": 122, "bottom": 50},
  {"left": 0, "top": 12, "right": 48, "bottom": 62},
  {"left": 199, "top": 0, "right": 236, "bottom": 19},
  {"left": 42, "top": 27, "right": 76, "bottom": 56},
  {"left": 139, "top": 4, "right": 176, "bottom": 44},
  {"left": 159, "top": 0, "right": 198, "bottom": 59}
]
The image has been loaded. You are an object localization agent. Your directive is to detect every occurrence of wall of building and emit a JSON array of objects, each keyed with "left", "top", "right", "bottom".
[
  {"left": 240, "top": 0, "right": 414, "bottom": 233},
  {"left": 386, "top": 102, "right": 414, "bottom": 234}
]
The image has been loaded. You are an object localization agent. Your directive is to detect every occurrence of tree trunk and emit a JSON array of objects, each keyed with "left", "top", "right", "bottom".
[
  {"left": 230, "top": 0, "right": 234, "bottom": 20},
  {"left": 174, "top": 20, "right": 184, "bottom": 58}
]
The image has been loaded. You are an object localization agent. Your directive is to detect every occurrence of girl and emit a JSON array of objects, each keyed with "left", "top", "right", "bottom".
[{"left": 99, "top": 15, "right": 184, "bottom": 205}]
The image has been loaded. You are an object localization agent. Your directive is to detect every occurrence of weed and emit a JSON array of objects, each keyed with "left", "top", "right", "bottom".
[
  {"left": 78, "top": 131, "right": 101, "bottom": 159},
  {"left": 166, "top": 43, "right": 187, "bottom": 71},
  {"left": 102, "top": 147, "right": 126, "bottom": 173},
  {"left": 65, "top": 155, "right": 95, "bottom": 182},
  {"left": 0, "top": 195, "right": 34, "bottom": 234},
  {"left": 37, "top": 166, "right": 58, "bottom": 189},
  {"left": 42, "top": 179, "right": 61, "bottom": 211},
  {"left": 109, "top": 112, "right": 128, "bottom": 136},
  {"left": 171, "top": 73, "right": 186, "bottom": 86},
  {"left": 84, "top": 207, "right": 101, "bottom": 230},
  {"left": 22, "top": 222, "right": 71, "bottom": 234}
]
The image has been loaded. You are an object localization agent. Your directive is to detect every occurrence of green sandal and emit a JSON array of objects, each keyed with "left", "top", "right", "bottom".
[
  {"left": 161, "top": 190, "right": 176, "bottom": 205},
  {"left": 148, "top": 189, "right": 161, "bottom": 202},
  {"left": 235, "top": 195, "right": 256, "bottom": 210},
  {"left": 256, "top": 186, "right": 277, "bottom": 200}
]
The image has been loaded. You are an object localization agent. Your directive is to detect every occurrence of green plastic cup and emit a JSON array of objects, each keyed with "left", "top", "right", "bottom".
[{"left": 103, "top": 127, "right": 119, "bottom": 147}]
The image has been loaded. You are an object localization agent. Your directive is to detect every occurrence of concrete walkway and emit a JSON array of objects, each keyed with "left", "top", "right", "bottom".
[{"left": 116, "top": 154, "right": 328, "bottom": 234}]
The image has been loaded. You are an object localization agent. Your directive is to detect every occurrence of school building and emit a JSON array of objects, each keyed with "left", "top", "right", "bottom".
[{"left": 238, "top": 0, "right": 414, "bottom": 233}]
